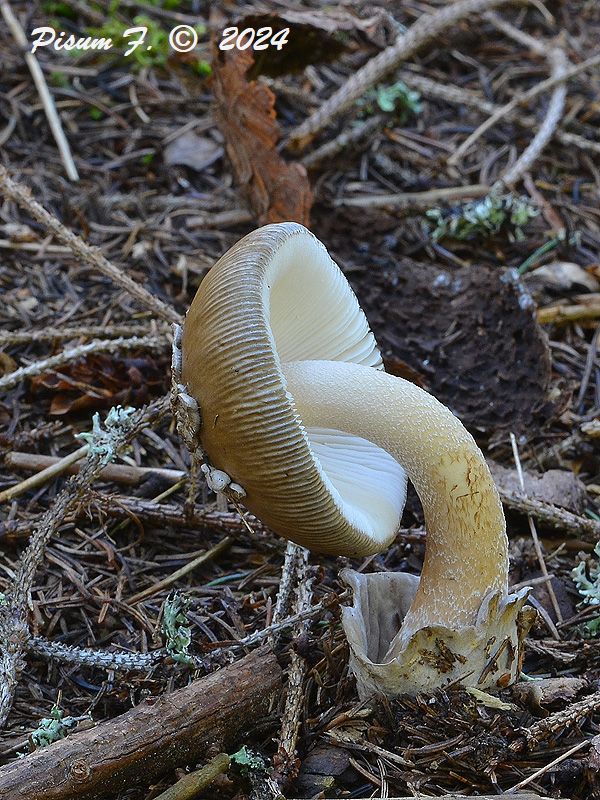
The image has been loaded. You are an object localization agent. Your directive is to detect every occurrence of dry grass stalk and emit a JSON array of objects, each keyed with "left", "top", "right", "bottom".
[
  {"left": 127, "top": 536, "right": 234, "bottom": 604},
  {"left": 538, "top": 295, "right": 600, "bottom": 324},
  {"left": 510, "top": 433, "right": 563, "bottom": 630},
  {"left": 508, "top": 739, "right": 590, "bottom": 792},
  {"left": 0, "top": 444, "right": 89, "bottom": 504},
  {"left": 0, "top": 0, "right": 79, "bottom": 181},
  {"left": 152, "top": 753, "right": 231, "bottom": 800},
  {"left": 483, "top": 14, "right": 569, "bottom": 189}
]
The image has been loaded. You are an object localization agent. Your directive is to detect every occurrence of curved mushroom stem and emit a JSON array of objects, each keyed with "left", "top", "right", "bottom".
[{"left": 283, "top": 359, "right": 508, "bottom": 640}]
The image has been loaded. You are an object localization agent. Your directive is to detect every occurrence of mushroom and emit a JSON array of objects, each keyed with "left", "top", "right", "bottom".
[{"left": 175, "top": 221, "right": 534, "bottom": 697}]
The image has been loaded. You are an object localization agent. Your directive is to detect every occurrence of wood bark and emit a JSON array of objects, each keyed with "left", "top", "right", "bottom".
[{"left": 0, "top": 648, "right": 281, "bottom": 800}]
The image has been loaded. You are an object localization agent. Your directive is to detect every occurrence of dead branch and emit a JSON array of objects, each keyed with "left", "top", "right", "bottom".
[
  {"left": 0, "top": 397, "right": 169, "bottom": 728},
  {"left": 286, "top": 0, "right": 526, "bottom": 149},
  {"left": 4, "top": 460, "right": 599, "bottom": 545},
  {"left": 333, "top": 184, "right": 490, "bottom": 209},
  {"left": 0, "top": 322, "right": 167, "bottom": 346},
  {"left": 510, "top": 689, "right": 600, "bottom": 751},
  {"left": 0, "top": 333, "right": 167, "bottom": 393},
  {"left": 0, "top": 648, "right": 281, "bottom": 800},
  {"left": 274, "top": 547, "right": 313, "bottom": 786},
  {"left": 448, "top": 52, "right": 600, "bottom": 167},
  {"left": 499, "top": 487, "right": 600, "bottom": 541},
  {"left": 0, "top": 493, "right": 267, "bottom": 542}
]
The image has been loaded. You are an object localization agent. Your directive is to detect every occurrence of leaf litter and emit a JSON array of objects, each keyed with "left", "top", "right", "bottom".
[{"left": 0, "top": 1, "right": 599, "bottom": 799}]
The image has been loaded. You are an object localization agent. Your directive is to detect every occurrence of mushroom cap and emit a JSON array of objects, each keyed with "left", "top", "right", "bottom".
[{"left": 181, "top": 222, "right": 406, "bottom": 556}]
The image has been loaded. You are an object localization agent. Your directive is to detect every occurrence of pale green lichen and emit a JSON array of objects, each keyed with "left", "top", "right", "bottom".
[
  {"left": 572, "top": 541, "right": 600, "bottom": 606},
  {"left": 76, "top": 405, "right": 135, "bottom": 466},
  {"left": 29, "top": 705, "right": 86, "bottom": 749},
  {"left": 427, "top": 193, "right": 538, "bottom": 242},
  {"left": 358, "top": 81, "right": 422, "bottom": 121},
  {"left": 231, "top": 745, "right": 267, "bottom": 772},
  {"left": 163, "top": 592, "right": 193, "bottom": 665},
  {"left": 572, "top": 542, "right": 600, "bottom": 637}
]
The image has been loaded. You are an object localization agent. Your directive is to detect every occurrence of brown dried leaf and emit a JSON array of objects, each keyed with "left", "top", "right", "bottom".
[
  {"left": 30, "top": 354, "right": 169, "bottom": 416},
  {"left": 0, "top": 352, "right": 17, "bottom": 376},
  {"left": 211, "top": 46, "right": 312, "bottom": 226}
]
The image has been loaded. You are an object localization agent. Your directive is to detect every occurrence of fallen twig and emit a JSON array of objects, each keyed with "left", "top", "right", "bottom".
[
  {"left": 273, "top": 547, "right": 312, "bottom": 786},
  {"left": 0, "top": 397, "right": 169, "bottom": 728},
  {"left": 270, "top": 541, "right": 307, "bottom": 643},
  {"left": 153, "top": 753, "right": 230, "bottom": 800},
  {"left": 510, "top": 690, "right": 600, "bottom": 751},
  {"left": 448, "top": 52, "right": 600, "bottom": 167},
  {"left": 499, "top": 487, "right": 600, "bottom": 541},
  {"left": 0, "top": 648, "right": 281, "bottom": 800},
  {"left": 286, "top": 0, "right": 525, "bottom": 149},
  {"left": 3, "top": 450, "right": 187, "bottom": 489},
  {"left": 28, "top": 636, "right": 166, "bottom": 671},
  {"left": 0, "top": 323, "right": 166, "bottom": 346},
  {"left": 0, "top": 334, "right": 167, "bottom": 393},
  {"left": 333, "top": 184, "right": 489, "bottom": 209},
  {"left": 0, "top": 166, "right": 181, "bottom": 325}
]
